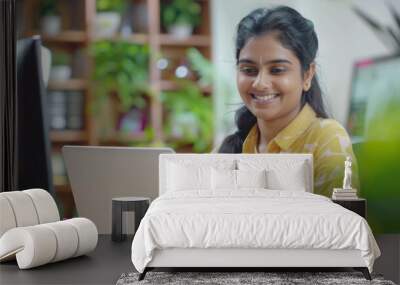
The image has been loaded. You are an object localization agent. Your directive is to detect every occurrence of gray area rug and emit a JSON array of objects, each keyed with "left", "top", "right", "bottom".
[{"left": 116, "top": 271, "right": 396, "bottom": 285}]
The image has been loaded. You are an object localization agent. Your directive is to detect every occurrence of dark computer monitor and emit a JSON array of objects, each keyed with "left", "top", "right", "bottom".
[
  {"left": 347, "top": 54, "right": 400, "bottom": 142},
  {"left": 16, "top": 36, "right": 53, "bottom": 194}
]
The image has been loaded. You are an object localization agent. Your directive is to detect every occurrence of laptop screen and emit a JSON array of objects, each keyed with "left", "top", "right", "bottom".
[{"left": 62, "top": 146, "right": 174, "bottom": 234}]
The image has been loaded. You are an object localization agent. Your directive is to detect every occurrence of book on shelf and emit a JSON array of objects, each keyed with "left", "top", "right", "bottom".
[
  {"left": 47, "top": 91, "right": 84, "bottom": 131},
  {"left": 48, "top": 91, "right": 67, "bottom": 130},
  {"left": 66, "top": 91, "right": 84, "bottom": 129}
]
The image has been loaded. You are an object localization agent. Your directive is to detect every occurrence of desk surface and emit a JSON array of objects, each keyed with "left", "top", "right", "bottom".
[{"left": 0, "top": 235, "right": 133, "bottom": 285}]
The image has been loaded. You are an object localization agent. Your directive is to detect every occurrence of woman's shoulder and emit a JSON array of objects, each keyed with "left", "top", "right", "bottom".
[
  {"left": 310, "top": 117, "right": 348, "bottom": 134},
  {"left": 308, "top": 117, "right": 351, "bottom": 144}
]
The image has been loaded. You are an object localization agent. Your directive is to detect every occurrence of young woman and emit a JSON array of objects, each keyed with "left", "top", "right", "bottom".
[{"left": 218, "top": 6, "right": 359, "bottom": 197}]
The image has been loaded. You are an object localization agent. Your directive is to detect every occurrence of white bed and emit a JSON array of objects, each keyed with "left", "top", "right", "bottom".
[{"left": 131, "top": 154, "right": 380, "bottom": 280}]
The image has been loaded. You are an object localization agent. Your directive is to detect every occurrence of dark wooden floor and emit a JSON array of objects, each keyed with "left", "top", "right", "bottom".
[
  {"left": 374, "top": 234, "right": 400, "bottom": 284},
  {"left": 0, "top": 235, "right": 133, "bottom": 285},
  {"left": 1, "top": 235, "right": 398, "bottom": 284}
]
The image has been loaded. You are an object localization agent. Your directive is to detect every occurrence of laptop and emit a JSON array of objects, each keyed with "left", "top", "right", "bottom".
[{"left": 62, "top": 146, "right": 174, "bottom": 234}]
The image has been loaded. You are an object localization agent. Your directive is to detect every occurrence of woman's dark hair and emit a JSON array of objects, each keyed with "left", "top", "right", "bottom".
[{"left": 218, "top": 6, "right": 328, "bottom": 153}]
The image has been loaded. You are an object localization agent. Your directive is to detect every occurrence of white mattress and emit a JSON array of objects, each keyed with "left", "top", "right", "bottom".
[{"left": 131, "top": 190, "right": 380, "bottom": 273}]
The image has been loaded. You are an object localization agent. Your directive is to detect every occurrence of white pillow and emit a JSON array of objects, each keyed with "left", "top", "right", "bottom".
[
  {"left": 267, "top": 164, "right": 307, "bottom": 191},
  {"left": 236, "top": 169, "right": 267, "bottom": 188},
  {"left": 238, "top": 159, "right": 308, "bottom": 191},
  {"left": 211, "top": 168, "right": 236, "bottom": 190},
  {"left": 211, "top": 169, "right": 267, "bottom": 190},
  {"left": 167, "top": 162, "right": 211, "bottom": 191}
]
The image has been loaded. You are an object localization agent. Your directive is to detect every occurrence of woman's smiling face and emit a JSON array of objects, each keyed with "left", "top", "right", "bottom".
[{"left": 237, "top": 32, "right": 313, "bottom": 123}]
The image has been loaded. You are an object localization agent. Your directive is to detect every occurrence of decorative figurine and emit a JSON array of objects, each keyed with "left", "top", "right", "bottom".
[
  {"left": 342, "top": 156, "right": 352, "bottom": 190},
  {"left": 332, "top": 157, "right": 357, "bottom": 199}
]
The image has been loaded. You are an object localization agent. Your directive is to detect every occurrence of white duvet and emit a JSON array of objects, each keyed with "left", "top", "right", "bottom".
[{"left": 131, "top": 190, "right": 380, "bottom": 273}]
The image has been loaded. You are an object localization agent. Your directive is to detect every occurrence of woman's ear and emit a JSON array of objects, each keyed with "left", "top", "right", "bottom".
[{"left": 303, "top": 63, "right": 316, "bottom": 92}]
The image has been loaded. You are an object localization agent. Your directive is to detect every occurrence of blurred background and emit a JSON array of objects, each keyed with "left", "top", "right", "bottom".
[{"left": 15, "top": 0, "right": 400, "bottom": 235}]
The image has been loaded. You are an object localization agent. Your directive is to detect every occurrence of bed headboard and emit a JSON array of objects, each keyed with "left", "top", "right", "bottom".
[{"left": 159, "top": 153, "right": 313, "bottom": 195}]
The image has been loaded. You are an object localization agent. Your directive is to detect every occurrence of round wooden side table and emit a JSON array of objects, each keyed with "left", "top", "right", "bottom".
[{"left": 112, "top": 197, "right": 150, "bottom": 242}]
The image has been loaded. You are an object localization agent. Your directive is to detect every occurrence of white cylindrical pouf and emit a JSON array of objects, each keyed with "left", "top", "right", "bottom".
[
  {"left": 43, "top": 221, "right": 79, "bottom": 262},
  {"left": 0, "top": 226, "right": 57, "bottom": 269},
  {"left": 65, "top": 218, "right": 98, "bottom": 257},
  {"left": 1, "top": 192, "right": 39, "bottom": 227},
  {"left": 0, "top": 195, "right": 17, "bottom": 237},
  {"left": 24, "top": 189, "right": 60, "bottom": 223},
  {"left": 0, "top": 219, "right": 97, "bottom": 269}
]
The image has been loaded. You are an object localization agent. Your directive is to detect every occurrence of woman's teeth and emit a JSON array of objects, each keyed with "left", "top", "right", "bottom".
[{"left": 251, "top": 93, "right": 279, "bottom": 102}]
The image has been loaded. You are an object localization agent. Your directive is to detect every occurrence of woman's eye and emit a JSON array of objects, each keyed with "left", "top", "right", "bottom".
[
  {"left": 239, "top": 67, "right": 258, "bottom": 76},
  {"left": 270, "top": 67, "right": 286, "bottom": 74}
]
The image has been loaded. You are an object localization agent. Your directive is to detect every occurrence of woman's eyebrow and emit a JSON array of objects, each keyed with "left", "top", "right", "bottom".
[
  {"left": 237, "top": 59, "right": 256, "bottom": 64},
  {"left": 237, "top": 58, "right": 292, "bottom": 65}
]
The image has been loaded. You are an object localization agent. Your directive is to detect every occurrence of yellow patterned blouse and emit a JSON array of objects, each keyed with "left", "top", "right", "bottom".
[{"left": 242, "top": 104, "right": 359, "bottom": 197}]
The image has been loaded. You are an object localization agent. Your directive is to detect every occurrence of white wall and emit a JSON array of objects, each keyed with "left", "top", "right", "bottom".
[{"left": 211, "top": 0, "right": 400, "bottom": 146}]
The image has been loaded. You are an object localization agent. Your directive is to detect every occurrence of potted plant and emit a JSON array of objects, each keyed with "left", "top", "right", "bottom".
[
  {"left": 162, "top": 49, "right": 213, "bottom": 152},
  {"left": 162, "top": 82, "right": 213, "bottom": 152},
  {"left": 39, "top": 0, "right": 61, "bottom": 35},
  {"left": 162, "top": 0, "right": 201, "bottom": 38},
  {"left": 95, "top": 0, "right": 125, "bottom": 37},
  {"left": 50, "top": 52, "right": 71, "bottom": 81},
  {"left": 90, "top": 41, "right": 150, "bottom": 137}
]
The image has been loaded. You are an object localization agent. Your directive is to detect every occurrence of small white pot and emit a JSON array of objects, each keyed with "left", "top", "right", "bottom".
[
  {"left": 171, "top": 113, "right": 198, "bottom": 137},
  {"left": 40, "top": 15, "right": 61, "bottom": 36},
  {"left": 168, "top": 24, "right": 193, "bottom": 39},
  {"left": 95, "top": 12, "right": 121, "bottom": 37},
  {"left": 50, "top": 65, "right": 71, "bottom": 81}
]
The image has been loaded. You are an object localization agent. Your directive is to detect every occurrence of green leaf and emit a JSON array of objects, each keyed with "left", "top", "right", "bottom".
[
  {"left": 161, "top": 0, "right": 202, "bottom": 28},
  {"left": 90, "top": 40, "right": 150, "bottom": 111},
  {"left": 96, "top": 0, "right": 125, "bottom": 12}
]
